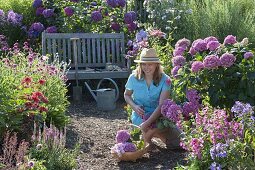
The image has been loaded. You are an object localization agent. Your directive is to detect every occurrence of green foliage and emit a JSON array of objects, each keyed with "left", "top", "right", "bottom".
[
  {"left": 0, "top": 0, "right": 36, "bottom": 44},
  {"left": 171, "top": 37, "right": 255, "bottom": 109},
  {"left": 43, "top": 0, "right": 133, "bottom": 34},
  {"left": 178, "top": 106, "right": 255, "bottom": 169},
  {"left": 143, "top": 0, "right": 182, "bottom": 33},
  {"left": 29, "top": 123, "right": 79, "bottom": 170},
  {"left": 0, "top": 49, "right": 69, "bottom": 137},
  {"left": 130, "top": 127, "right": 144, "bottom": 150},
  {"left": 30, "top": 145, "right": 79, "bottom": 170},
  {"left": 126, "top": 28, "right": 174, "bottom": 74},
  {"left": 175, "top": 0, "right": 255, "bottom": 45}
]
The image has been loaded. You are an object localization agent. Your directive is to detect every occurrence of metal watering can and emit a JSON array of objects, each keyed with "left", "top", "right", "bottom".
[{"left": 84, "top": 78, "right": 119, "bottom": 111}]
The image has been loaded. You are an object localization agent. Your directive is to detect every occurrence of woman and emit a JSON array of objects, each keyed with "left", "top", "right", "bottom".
[{"left": 124, "top": 48, "right": 181, "bottom": 149}]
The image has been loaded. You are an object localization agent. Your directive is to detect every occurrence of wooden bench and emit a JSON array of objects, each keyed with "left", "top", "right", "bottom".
[{"left": 41, "top": 32, "right": 130, "bottom": 80}]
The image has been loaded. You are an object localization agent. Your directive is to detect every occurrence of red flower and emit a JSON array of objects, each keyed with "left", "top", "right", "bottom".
[
  {"left": 25, "top": 102, "right": 33, "bottom": 109},
  {"left": 22, "top": 77, "right": 32, "bottom": 85},
  {"left": 39, "top": 106, "right": 48, "bottom": 113},
  {"left": 38, "top": 79, "right": 46, "bottom": 85},
  {"left": 41, "top": 96, "right": 49, "bottom": 103},
  {"left": 31, "top": 95, "right": 40, "bottom": 103}
]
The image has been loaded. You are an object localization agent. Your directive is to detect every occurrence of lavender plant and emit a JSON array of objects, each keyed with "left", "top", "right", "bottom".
[{"left": 29, "top": 122, "right": 79, "bottom": 170}]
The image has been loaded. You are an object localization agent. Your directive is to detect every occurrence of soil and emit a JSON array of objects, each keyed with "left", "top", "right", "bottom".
[{"left": 66, "top": 95, "right": 187, "bottom": 170}]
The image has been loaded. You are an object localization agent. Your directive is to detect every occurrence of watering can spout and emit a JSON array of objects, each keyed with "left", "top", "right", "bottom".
[{"left": 84, "top": 82, "right": 97, "bottom": 101}]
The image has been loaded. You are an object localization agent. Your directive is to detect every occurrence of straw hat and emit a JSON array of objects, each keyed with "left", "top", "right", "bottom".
[{"left": 134, "top": 48, "right": 161, "bottom": 63}]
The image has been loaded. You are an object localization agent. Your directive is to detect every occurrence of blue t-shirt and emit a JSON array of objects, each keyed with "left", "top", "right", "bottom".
[{"left": 125, "top": 73, "right": 171, "bottom": 126}]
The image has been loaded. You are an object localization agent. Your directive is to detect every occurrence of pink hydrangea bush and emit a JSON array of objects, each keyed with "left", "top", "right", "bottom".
[{"left": 170, "top": 35, "right": 255, "bottom": 109}]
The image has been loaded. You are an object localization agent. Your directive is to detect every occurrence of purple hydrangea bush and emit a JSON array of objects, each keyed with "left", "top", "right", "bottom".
[
  {"left": 170, "top": 35, "right": 255, "bottom": 109},
  {"left": 30, "top": 0, "right": 135, "bottom": 34}
]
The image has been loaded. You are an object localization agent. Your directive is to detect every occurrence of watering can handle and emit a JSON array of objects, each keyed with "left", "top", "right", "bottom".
[{"left": 97, "top": 78, "right": 119, "bottom": 102}]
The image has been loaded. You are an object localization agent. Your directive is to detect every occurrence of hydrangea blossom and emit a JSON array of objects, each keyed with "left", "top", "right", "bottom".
[
  {"left": 64, "top": 7, "right": 74, "bottom": 17},
  {"left": 204, "top": 36, "right": 218, "bottom": 44},
  {"left": 110, "top": 142, "right": 136, "bottom": 157},
  {"left": 28, "top": 22, "right": 45, "bottom": 38},
  {"left": 7, "top": 10, "right": 23, "bottom": 26},
  {"left": 0, "top": 9, "right": 4, "bottom": 17},
  {"left": 117, "top": 0, "right": 126, "bottom": 7},
  {"left": 135, "top": 29, "right": 147, "bottom": 42},
  {"left": 244, "top": 51, "right": 254, "bottom": 59},
  {"left": 220, "top": 53, "right": 236, "bottom": 68},
  {"left": 173, "top": 47, "right": 185, "bottom": 57},
  {"left": 191, "top": 61, "right": 204, "bottom": 73},
  {"left": 207, "top": 41, "right": 220, "bottom": 51},
  {"left": 42, "top": 9, "right": 54, "bottom": 18},
  {"left": 149, "top": 29, "right": 166, "bottom": 38},
  {"left": 231, "top": 101, "right": 254, "bottom": 118},
  {"left": 186, "top": 89, "right": 200, "bottom": 103},
  {"left": 188, "top": 47, "right": 197, "bottom": 56},
  {"left": 172, "top": 55, "right": 186, "bottom": 66},
  {"left": 36, "top": 7, "right": 44, "bottom": 16},
  {"left": 161, "top": 99, "right": 182, "bottom": 123},
  {"left": 106, "top": 0, "right": 118, "bottom": 8},
  {"left": 91, "top": 10, "right": 102, "bottom": 22},
  {"left": 46, "top": 26, "right": 57, "bottom": 33},
  {"left": 127, "top": 22, "right": 137, "bottom": 32},
  {"left": 182, "top": 101, "right": 199, "bottom": 118},
  {"left": 32, "top": 0, "right": 42, "bottom": 8},
  {"left": 203, "top": 55, "right": 220, "bottom": 69},
  {"left": 111, "top": 22, "right": 120, "bottom": 31},
  {"left": 171, "top": 66, "right": 181, "bottom": 78},
  {"left": 192, "top": 39, "right": 207, "bottom": 52},
  {"left": 223, "top": 35, "right": 237, "bottom": 45},
  {"left": 115, "top": 130, "right": 130, "bottom": 143},
  {"left": 124, "top": 11, "right": 136, "bottom": 24},
  {"left": 175, "top": 38, "right": 190, "bottom": 49},
  {"left": 123, "top": 142, "right": 136, "bottom": 152}
]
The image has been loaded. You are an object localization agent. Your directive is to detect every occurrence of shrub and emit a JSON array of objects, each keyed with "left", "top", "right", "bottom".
[
  {"left": 170, "top": 35, "right": 255, "bottom": 109},
  {"left": 126, "top": 28, "right": 174, "bottom": 74},
  {"left": 0, "top": 0, "right": 36, "bottom": 45},
  {"left": 39, "top": 0, "right": 137, "bottom": 35},
  {"left": 0, "top": 40, "right": 69, "bottom": 138},
  {"left": 29, "top": 122, "right": 79, "bottom": 170}
]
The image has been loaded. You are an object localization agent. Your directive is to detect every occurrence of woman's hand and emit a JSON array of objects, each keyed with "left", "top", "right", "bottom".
[{"left": 133, "top": 105, "right": 145, "bottom": 117}]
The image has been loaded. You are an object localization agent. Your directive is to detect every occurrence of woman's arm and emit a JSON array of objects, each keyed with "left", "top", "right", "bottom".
[
  {"left": 140, "top": 90, "right": 170, "bottom": 131},
  {"left": 124, "top": 89, "right": 145, "bottom": 117}
]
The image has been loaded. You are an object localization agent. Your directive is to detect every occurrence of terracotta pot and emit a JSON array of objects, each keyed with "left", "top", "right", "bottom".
[{"left": 112, "top": 145, "right": 150, "bottom": 162}]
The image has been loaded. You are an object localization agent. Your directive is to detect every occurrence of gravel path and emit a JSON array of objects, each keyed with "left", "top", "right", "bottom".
[{"left": 66, "top": 99, "right": 187, "bottom": 170}]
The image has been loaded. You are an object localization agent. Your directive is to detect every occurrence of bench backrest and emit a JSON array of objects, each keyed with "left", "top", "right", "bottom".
[{"left": 42, "top": 32, "right": 127, "bottom": 69}]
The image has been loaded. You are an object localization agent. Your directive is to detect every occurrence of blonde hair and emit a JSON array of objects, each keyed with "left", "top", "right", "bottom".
[{"left": 134, "top": 63, "right": 164, "bottom": 86}]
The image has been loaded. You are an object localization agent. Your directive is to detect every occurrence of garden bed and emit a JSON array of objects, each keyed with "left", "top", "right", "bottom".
[{"left": 66, "top": 98, "right": 187, "bottom": 170}]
